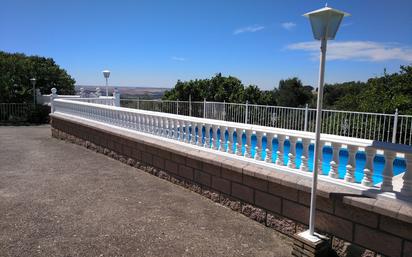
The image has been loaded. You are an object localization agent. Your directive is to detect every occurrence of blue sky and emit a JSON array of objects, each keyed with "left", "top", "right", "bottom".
[{"left": 1, "top": 0, "right": 411, "bottom": 89}]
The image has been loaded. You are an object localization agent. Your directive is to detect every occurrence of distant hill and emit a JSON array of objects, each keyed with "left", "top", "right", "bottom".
[{"left": 75, "top": 85, "right": 169, "bottom": 99}]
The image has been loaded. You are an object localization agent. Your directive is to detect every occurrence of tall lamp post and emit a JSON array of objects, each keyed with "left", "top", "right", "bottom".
[
  {"left": 30, "top": 78, "right": 36, "bottom": 105},
  {"left": 102, "top": 70, "right": 111, "bottom": 96},
  {"left": 303, "top": 6, "right": 349, "bottom": 237}
]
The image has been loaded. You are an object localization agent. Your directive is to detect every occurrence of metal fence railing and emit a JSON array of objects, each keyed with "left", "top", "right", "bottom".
[
  {"left": 120, "top": 99, "right": 412, "bottom": 145},
  {"left": 0, "top": 103, "right": 34, "bottom": 123}
]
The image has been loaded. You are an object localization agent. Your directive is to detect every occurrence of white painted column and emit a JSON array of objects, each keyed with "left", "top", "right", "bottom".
[
  {"left": 401, "top": 153, "right": 412, "bottom": 196},
  {"left": 167, "top": 118, "right": 173, "bottom": 138},
  {"left": 265, "top": 133, "right": 274, "bottom": 163},
  {"left": 212, "top": 125, "right": 219, "bottom": 150},
  {"left": 381, "top": 150, "right": 396, "bottom": 191},
  {"left": 276, "top": 134, "right": 286, "bottom": 166},
  {"left": 162, "top": 117, "right": 168, "bottom": 137},
  {"left": 300, "top": 138, "right": 311, "bottom": 172},
  {"left": 344, "top": 145, "right": 358, "bottom": 183},
  {"left": 204, "top": 124, "right": 211, "bottom": 148},
  {"left": 220, "top": 126, "right": 227, "bottom": 152},
  {"left": 140, "top": 115, "right": 145, "bottom": 132},
  {"left": 236, "top": 129, "right": 244, "bottom": 156},
  {"left": 153, "top": 116, "right": 158, "bottom": 134},
  {"left": 245, "top": 129, "right": 253, "bottom": 158},
  {"left": 227, "top": 127, "right": 235, "bottom": 154},
  {"left": 190, "top": 122, "right": 197, "bottom": 144},
  {"left": 196, "top": 123, "right": 203, "bottom": 146},
  {"left": 361, "top": 147, "right": 376, "bottom": 187},
  {"left": 328, "top": 142, "right": 342, "bottom": 178},
  {"left": 174, "top": 119, "right": 180, "bottom": 140},
  {"left": 287, "top": 136, "right": 298, "bottom": 168},
  {"left": 184, "top": 120, "right": 190, "bottom": 143},
  {"left": 254, "top": 131, "right": 263, "bottom": 161},
  {"left": 180, "top": 120, "right": 186, "bottom": 142}
]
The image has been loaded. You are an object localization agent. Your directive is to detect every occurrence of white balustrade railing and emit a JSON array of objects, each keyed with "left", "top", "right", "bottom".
[
  {"left": 121, "top": 99, "right": 412, "bottom": 146},
  {"left": 53, "top": 98, "right": 412, "bottom": 197}
]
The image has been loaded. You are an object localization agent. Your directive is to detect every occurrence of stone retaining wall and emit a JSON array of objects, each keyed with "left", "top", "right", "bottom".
[{"left": 51, "top": 114, "right": 412, "bottom": 257}]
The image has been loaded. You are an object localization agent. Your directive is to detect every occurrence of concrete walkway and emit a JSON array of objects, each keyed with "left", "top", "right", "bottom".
[{"left": 0, "top": 126, "right": 292, "bottom": 257}]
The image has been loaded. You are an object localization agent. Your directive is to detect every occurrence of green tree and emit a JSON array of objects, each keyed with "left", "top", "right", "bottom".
[
  {"left": 0, "top": 51, "right": 76, "bottom": 103},
  {"left": 243, "top": 85, "right": 262, "bottom": 104},
  {"left": 275, "top": 77, "right": 313, "bottom": 107},
  {"left": 163, "top": 73, "right": 245, "bottom": 102}
]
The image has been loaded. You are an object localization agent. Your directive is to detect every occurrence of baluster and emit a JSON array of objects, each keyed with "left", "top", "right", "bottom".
[
  {"left": 265, "top": 133, "right": 274, "bottom": 163},
  {"left": 155, "top": 116, "right": 160, "bottom": 134},
  {"left": 300, "top": 138, "right": 311, "bottom": 171},
  {"left": 169, "top": 119, "right": 176, "bottom": 139},
  {"left": 182, "top": 120, "right": 187, "bottom": 142},
  {"left": 381, "top": 150, "right": 396, "bottom": 191},
  {"left": 344, "top": 145, "right": 358, "bottom": 183},
  {"left": 329, "top": 142, "right": 342, "bottom": 178},
  {"left": 204, "top": 124, "right": 211, "bottom": 148},
  {"left": 227, "top": 127, "right": 235, "bottom": 154},
  {"left": 160, "top": 117, "right": 165, "bottom": 136},
  {"left": 220, "top": 126, "right": 227, "bottom": 152},
  {"left": 129, "top": 113, "right": 133, "bottom": 128},
  {"left": 196, "top": 123, "right": 203, "bottom": 145},
  {"left": 245, "top": 129, "right": 253, "bottom": 158},
  {"left": 361, "top": 147, "right": 376, "bottom": 186},
  {"left": 151, "top": 116, "right": 155, "bottom": 133},
  {"left": 165, "top": 117, "right": 170, "bottom": 137},
  {"left": 168, "top": 118, "right": 173, "bottom": 138},
  {"left": 140, "top": 115, "right": 145, "bottom": 132},
  {"left": 212, "top": 125, "right": 219, "bottom": 150},
  {"left": 143, "top": 115, "right": 148, "bottom": 132},
  {"left": 275, "top": 134, "right": 286, "bottom": 166},
  {"left": 185, "top": 120, "right": 191, "bottom": 143},
  {"left": 317, "top": 141, "right": 325, "bottom": 174},
  {"left": 134, "top": 114, "right": 139, "bottom": 130},
  {"left": 287, "top": 136, "right": 298, "bottom": 168},
  {"left": 255, "top": 131, "right": 263, "bottom": 160},
  {"left": 179, "top": 120, "right": 184, "bottom": 141},
  {"left": 174, "top": 119, "right": 180, "bottom": 140},
  {"left": 236, "top": 129, "right": 244, "bottom": 156},
  {"left": 165, "top": 118, "right": 170, "bottom": 137},
  {"left": 400, "top": 153, "right": 412, "bottom": 196},
  {"left": 190, "top": 122, "right": 197, "bottom": 144},
  {"left": 138, "top": 114, "right": 143, "bottom": 131}
]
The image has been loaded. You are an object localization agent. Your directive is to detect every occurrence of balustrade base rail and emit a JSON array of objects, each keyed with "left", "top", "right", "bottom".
[{"left": 50, "top": 114, "right": 412, "bottom": 257}]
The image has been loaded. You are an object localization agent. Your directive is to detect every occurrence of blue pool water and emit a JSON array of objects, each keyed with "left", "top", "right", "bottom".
[{"left": 183, "top": 127, "right": 406, "bottom": 185}]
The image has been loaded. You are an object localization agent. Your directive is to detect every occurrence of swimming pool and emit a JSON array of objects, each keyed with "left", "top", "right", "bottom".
[{"left": 194, "top": 128, "right": 406, "bottom": 185}]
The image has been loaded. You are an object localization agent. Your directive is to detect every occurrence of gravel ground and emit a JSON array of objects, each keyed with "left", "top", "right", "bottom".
[{"left": 0, "top": 125, "right": 292, "bottom": 257}]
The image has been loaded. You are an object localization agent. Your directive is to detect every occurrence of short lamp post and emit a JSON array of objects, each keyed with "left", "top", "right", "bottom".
[
  {"left": 303, "top": 5, "right": 349, "bottom": 237},
  {"left": 102, "top": 70, "right": 111, "bottom": 96},
  {"left": 30, "top": 78, "right": 36, "bottom": 105}
]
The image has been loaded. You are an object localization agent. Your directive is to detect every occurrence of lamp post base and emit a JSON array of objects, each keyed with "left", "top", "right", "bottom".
[{"left": 292, "top": 230, "right": 331, "bottom": 257}]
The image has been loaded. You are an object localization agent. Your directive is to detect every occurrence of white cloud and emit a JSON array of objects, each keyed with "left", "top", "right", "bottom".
[
  {"left": 286, "top": 41, "right": 412, "bottom": 62},
  {"left": 171, "top": 56, "right": 186, "bottom": 61},
  {"left": 281, "top": 22, "right": 296, "bottom": 30},
  {"left": 233, "top": 25, "right": 265, "bottom": 35}
]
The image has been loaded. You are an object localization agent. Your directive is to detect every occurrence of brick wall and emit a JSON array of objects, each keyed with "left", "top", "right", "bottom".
[{"left": 51, "top": 115, "right": 412, "bottom": 257}]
